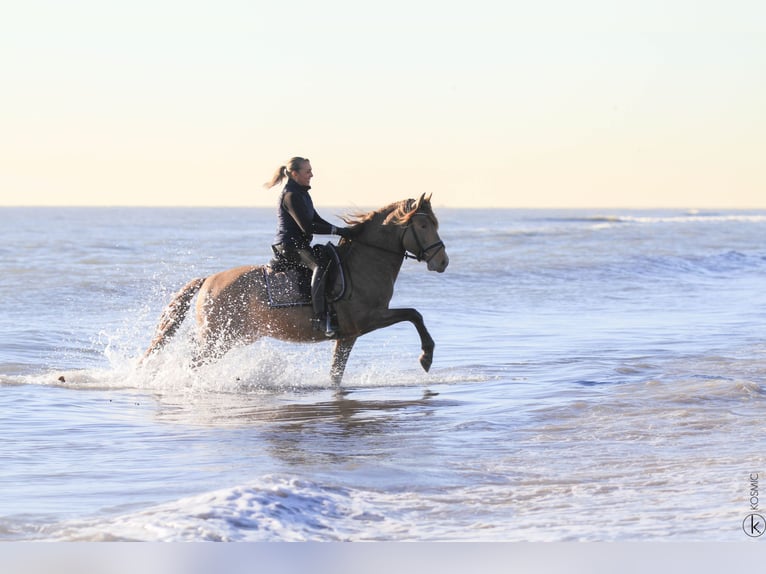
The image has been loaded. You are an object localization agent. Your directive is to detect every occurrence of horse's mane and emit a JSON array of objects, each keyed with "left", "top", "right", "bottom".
[{"left": 341, "top": 195, "right": 437, "bottom": 229}]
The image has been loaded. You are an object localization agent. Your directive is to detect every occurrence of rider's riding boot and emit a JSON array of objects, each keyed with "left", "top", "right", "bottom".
[{"left": 310, "top": 263, "right": 335, "bottom": 337}]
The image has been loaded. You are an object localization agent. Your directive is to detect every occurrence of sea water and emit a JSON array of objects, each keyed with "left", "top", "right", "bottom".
[{"left": 1, "top": 206, "right": 765, "bottom": 541}]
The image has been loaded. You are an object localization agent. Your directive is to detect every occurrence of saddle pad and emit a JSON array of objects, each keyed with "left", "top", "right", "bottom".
[{"left": 263, "top": 268, "right": 311, "bottom": 307}]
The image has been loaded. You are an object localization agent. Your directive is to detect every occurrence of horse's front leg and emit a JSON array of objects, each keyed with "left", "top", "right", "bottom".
[
  {"left": 331, "top": 337, "right": 357, "bottom": 385},
  {"left": 365, "top": 308, "right": 435, "bottom": 372}
]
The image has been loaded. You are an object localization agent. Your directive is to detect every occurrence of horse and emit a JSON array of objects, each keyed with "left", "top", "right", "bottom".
[{"left": 142, "top": 193, "right": 449, "bottom": 385}]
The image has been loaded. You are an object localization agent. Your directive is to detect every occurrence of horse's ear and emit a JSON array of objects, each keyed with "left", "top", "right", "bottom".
[{"left": 414, "top": 193, "right": 426, "bottom": 211}]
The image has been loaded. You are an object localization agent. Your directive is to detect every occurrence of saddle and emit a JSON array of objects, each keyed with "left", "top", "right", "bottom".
[{"left": 263, "top": 243, "right": 346, "bottom": 308}]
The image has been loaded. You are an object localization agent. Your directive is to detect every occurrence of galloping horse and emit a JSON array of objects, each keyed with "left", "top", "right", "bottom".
[{"left": 143, "top": 193, "right": 449, "bottom": 385}]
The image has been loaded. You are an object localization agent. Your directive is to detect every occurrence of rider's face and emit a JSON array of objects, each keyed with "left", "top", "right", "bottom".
[{"left": 290, "top": 162, "right": 313, "bottom": 187}]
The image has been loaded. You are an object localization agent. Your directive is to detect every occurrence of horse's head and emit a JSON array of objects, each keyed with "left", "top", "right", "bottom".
[
  {"left": 400, "top": 193, "right": 449, "bottom": 273},
  {"left": 342, "top": 193, "right": 449, "bottom": 272}
]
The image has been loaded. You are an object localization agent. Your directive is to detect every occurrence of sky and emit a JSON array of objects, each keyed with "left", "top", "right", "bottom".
[{"left": 1, "top": 0, "right": 764, "bottom": 209}]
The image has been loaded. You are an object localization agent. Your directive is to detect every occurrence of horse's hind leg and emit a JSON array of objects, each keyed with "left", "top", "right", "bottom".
[{"left": 191, "top": 323, "right": 235, "bottom": 367}]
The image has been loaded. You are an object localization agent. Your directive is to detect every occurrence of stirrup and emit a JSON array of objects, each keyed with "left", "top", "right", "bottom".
[
  {"left": 324, "top": 313, "right": 336, "bottom": 338},
  {"left": 310, "top": 314, "right": 335, "bottom": 337}
]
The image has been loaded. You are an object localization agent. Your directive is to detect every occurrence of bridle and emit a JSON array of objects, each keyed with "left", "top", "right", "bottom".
[
  {"left": 402, "top": 213, "right": 446, "bottom": 262},
  {"left": 349, "top": 212, "right": 445, "bottom": 263}
]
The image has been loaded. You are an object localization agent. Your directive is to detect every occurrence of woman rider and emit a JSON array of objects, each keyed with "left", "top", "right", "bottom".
[{"left": 264, "top": 157, "right": 352, "bottom": 337}]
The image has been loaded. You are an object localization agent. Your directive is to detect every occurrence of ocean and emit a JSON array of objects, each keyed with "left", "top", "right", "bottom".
[{"left": 1, "top": 206, "right": 765, "bottom": 542}]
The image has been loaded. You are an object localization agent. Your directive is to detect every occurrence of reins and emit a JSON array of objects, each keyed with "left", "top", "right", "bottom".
[{"left": 346, "top": 213, "right": 445, "bottom": 263}]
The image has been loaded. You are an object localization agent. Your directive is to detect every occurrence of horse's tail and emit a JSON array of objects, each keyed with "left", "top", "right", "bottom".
[{"left": 142, "top": 277, "right": 206, "bottom": 360}]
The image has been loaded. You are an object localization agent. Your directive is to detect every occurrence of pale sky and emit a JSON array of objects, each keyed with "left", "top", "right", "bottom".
[{"left": 1, "top": 0, "right": 764, "bottom": 209}]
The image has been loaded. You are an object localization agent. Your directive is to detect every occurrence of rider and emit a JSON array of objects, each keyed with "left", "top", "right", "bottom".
[{"left": 264, "top": 157, "right": 352, "bottom": 337}]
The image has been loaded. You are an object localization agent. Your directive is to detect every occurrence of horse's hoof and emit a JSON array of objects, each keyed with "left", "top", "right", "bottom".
[{"left": 419, "top": 352, "right": 432, "bottom": 372}]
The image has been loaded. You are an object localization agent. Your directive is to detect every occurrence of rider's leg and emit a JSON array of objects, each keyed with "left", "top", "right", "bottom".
[{"left": 296, "top": 247, "right": 334, "bottom": 336}]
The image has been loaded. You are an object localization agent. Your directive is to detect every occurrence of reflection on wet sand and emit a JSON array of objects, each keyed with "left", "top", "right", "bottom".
[
  {"left": 151, "top": 388, "right": 456, "bottom": 467},
  {"left": 152, "top": 387, "right": 450, "bottom": 430}
]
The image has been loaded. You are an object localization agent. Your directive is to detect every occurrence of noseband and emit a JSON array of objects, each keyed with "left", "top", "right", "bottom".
[{"left": 402, "top": 213, "right": 445, "bottom": 263}]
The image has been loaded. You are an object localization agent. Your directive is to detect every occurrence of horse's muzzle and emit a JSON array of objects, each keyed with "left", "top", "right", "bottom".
[{"left": 427, "top": 249, "right": 449, "bottom": 273}]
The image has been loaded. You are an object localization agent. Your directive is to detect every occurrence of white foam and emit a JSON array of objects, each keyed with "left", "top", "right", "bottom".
[
  {"left": 618, "top": 214, "right": 766, "bottom": 225},
  {"left": 40, "top": 476, "right": 400, "bottom": 541},
  {"left": 4, "top": 329, "right": 468, "bottom": 398}
]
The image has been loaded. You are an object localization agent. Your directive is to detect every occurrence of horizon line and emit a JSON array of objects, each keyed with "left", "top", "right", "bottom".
[{"left": 2, "top": 204, "right": 765, "bottom": 211}]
